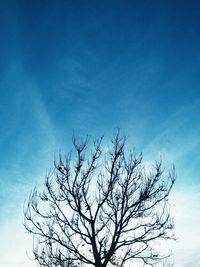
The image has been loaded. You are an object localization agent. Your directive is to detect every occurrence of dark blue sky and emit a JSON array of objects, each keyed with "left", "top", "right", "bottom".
[{"left": 1, "top": 1, "right": 200, "bottom": 266}]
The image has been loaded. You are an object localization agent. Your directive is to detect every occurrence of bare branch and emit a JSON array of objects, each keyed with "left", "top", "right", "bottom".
[{"left": 24, "top": 131, "right": 175, "bottom": 267}]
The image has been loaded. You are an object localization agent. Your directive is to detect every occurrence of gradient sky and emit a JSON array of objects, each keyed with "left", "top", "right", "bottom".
[{"left": 0, "top": 1, "right": 200, "bottom": 266}]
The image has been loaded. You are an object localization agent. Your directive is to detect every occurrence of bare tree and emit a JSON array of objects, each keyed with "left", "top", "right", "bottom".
[{"left": 24, "top": 131, "right": 175, "bottom": 267}]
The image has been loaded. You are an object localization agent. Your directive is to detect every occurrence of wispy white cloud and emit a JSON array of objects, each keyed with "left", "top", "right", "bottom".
[
  {"left": 143, "top": 99, "right": 200, "bottom": 166},
  {"left": 0, "top": 79, "right": 58, "bottom": 266}
]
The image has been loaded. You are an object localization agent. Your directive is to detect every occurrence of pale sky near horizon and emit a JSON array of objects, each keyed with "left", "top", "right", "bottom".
[{"left": 0, "top": 1, "right": 200, "bottom": 266}]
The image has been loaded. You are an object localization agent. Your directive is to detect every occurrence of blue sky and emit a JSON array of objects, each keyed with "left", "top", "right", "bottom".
[{"left": 0, "top": 1, "right": 200, "bottom": 266}]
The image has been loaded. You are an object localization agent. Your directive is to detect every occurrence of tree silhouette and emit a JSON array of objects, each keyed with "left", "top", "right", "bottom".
[{"left": 24, "top": 131, "right": 175, "bottom": 267}]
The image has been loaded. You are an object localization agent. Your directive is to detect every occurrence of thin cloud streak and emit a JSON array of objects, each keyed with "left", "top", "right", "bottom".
[{"left": 143, "top": 99, "right": 200, "bottom": 166}]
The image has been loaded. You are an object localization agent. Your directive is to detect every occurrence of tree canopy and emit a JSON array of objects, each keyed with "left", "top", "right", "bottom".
[{"left": 24, "top": 131, "right": 175, "bottom": 267}]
